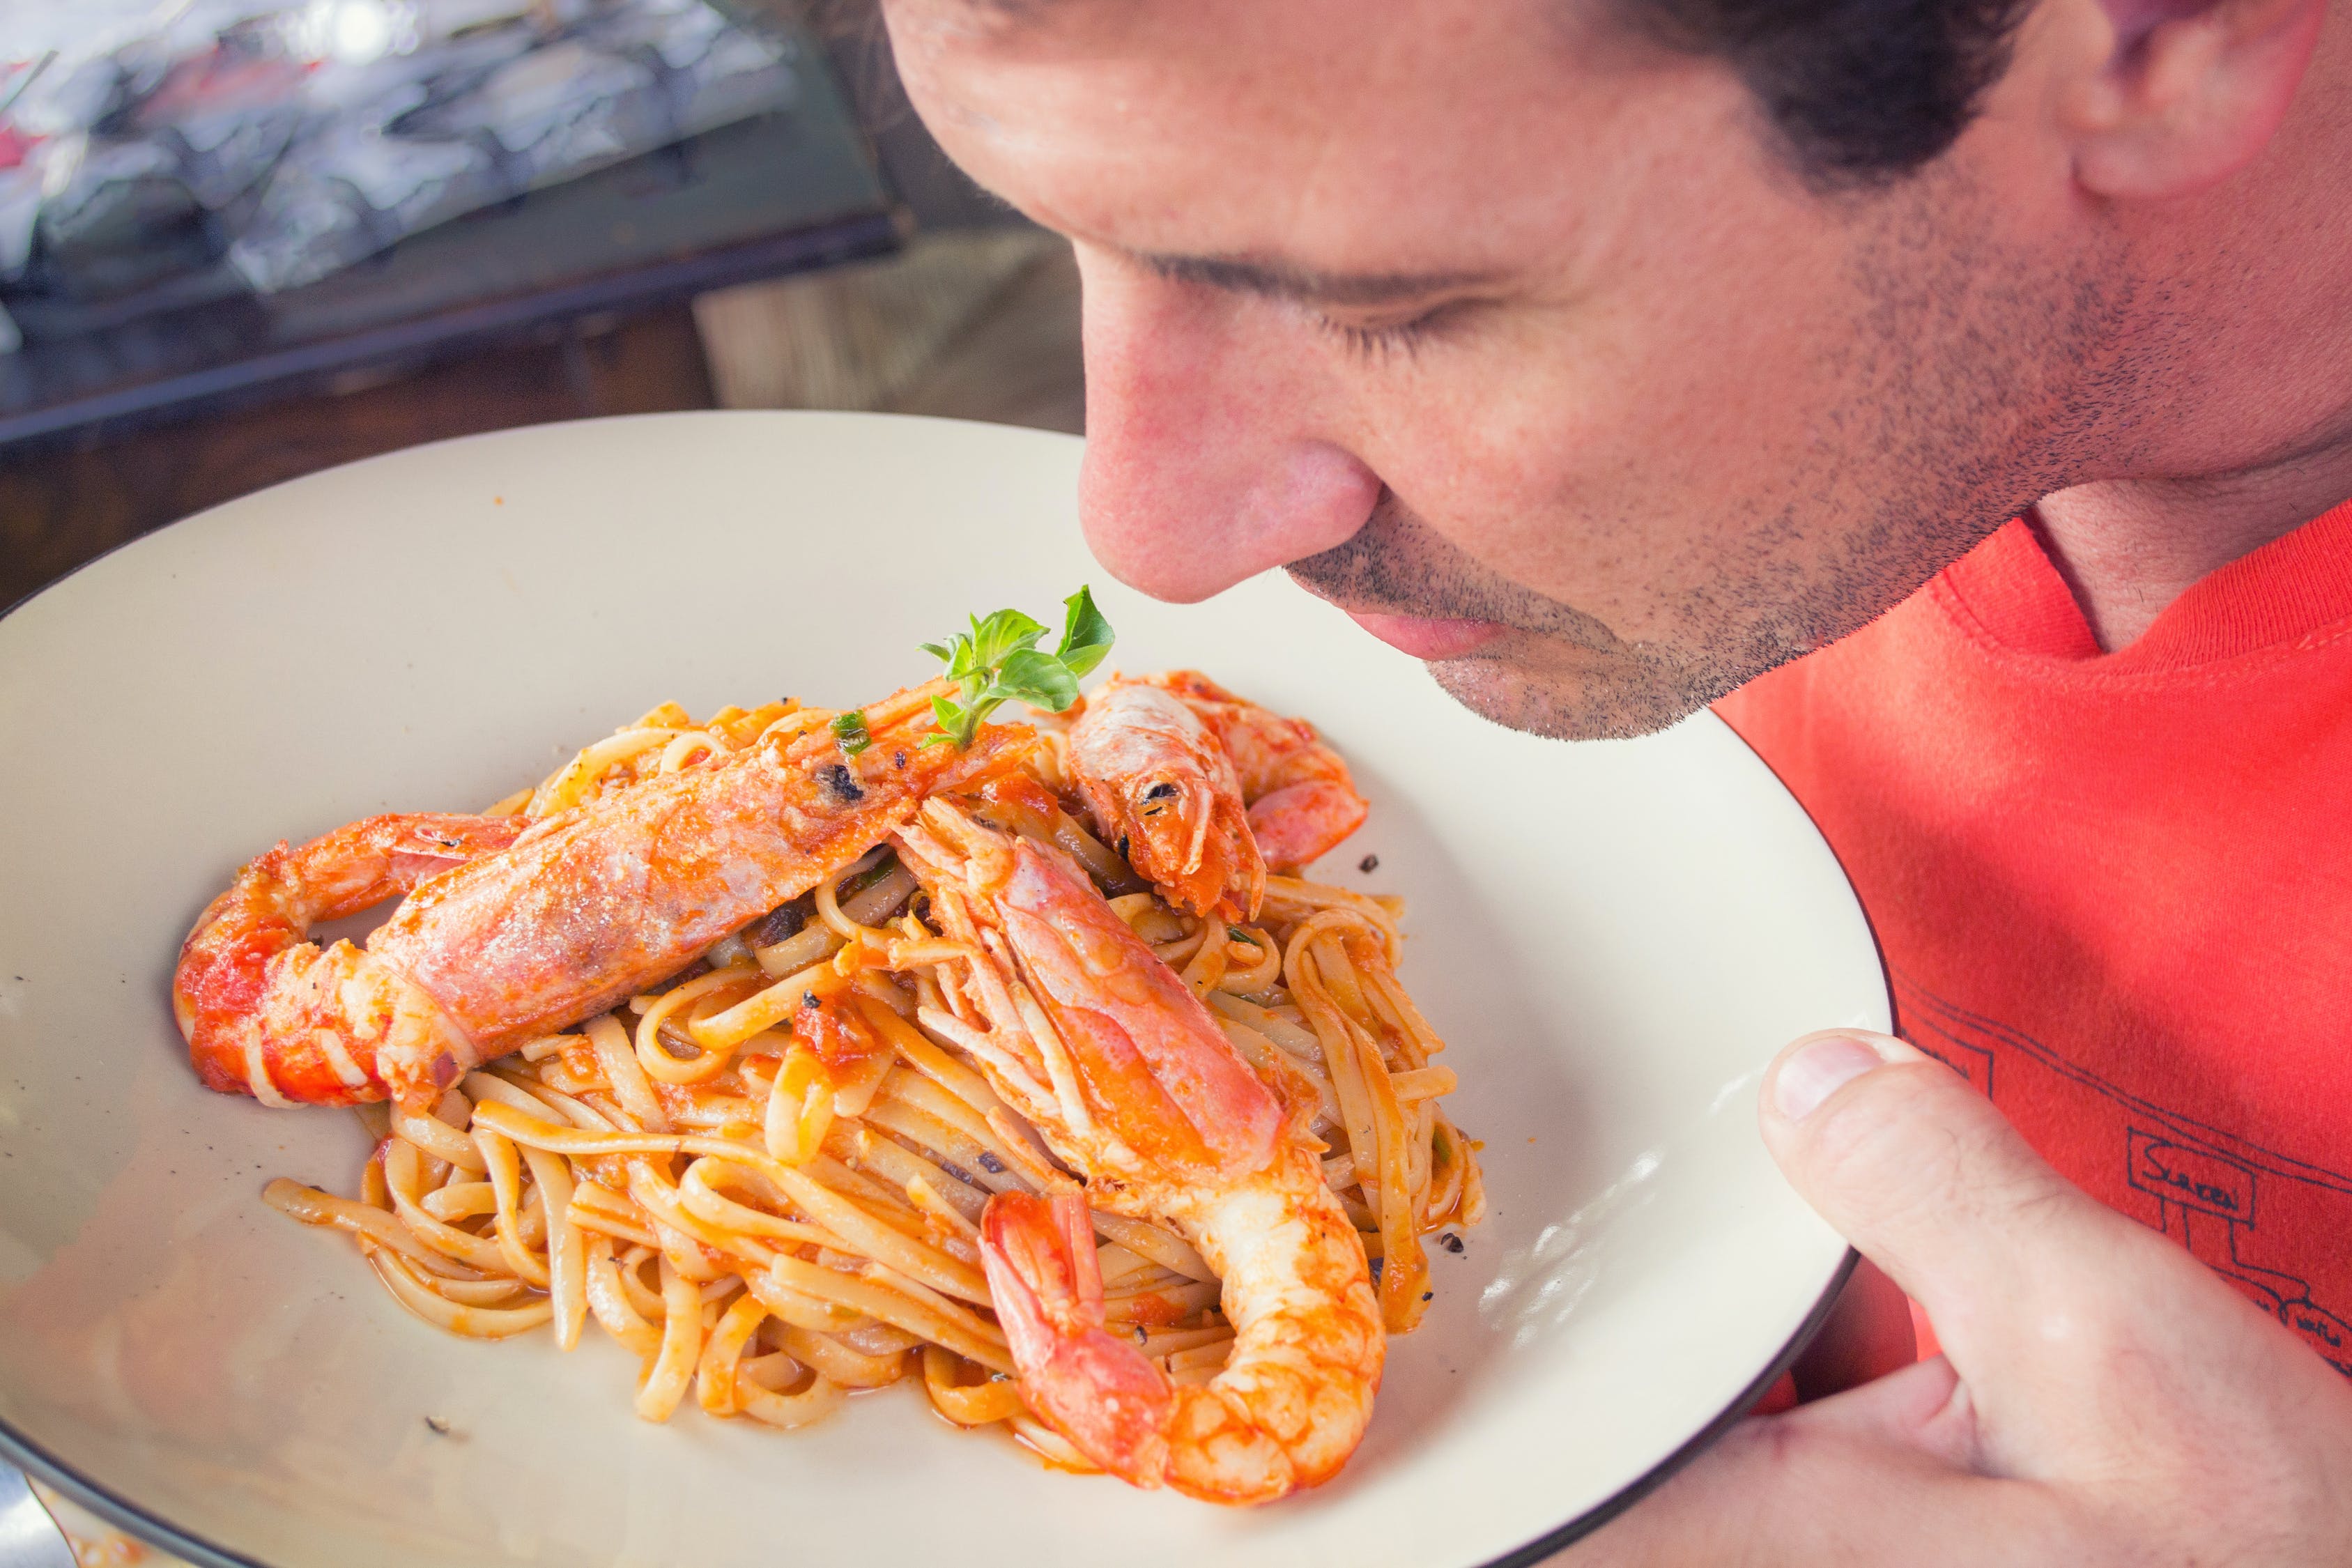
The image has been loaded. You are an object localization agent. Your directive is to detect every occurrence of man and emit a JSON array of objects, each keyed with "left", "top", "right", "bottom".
[{"left": 863, "top": 0, "right": 2352, "bottom": 1558}]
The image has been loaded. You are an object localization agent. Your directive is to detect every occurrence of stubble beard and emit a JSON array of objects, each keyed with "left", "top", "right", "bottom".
[{"left": 1289, "top": 167, "right": 2148, "bottom": 743}]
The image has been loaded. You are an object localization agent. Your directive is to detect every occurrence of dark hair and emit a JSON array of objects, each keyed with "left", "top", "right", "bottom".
[
  {"left": 768, "top": 0, "right": 2036, "bottom": 191},
  {"left": 1612, "top": 0, "right": 2038, "bottom": 187}
]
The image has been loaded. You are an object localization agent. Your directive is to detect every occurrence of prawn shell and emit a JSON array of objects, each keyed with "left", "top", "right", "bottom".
[
  {"left": 997, "top": 839, "right": 1280, "bottom": 1181},
  {"left": 372, "top": 725, "right": 1027, "bottom": 1079}
]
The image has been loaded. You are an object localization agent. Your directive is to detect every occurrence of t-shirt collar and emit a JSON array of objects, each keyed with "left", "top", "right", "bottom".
[{"left": 1935, "top": 495, "right": 2352, "bottom": 670}]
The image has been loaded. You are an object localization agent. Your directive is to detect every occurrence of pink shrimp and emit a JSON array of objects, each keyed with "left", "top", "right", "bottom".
[
  {"left": 894, "top": 802, "right": 1382, "bottom": 1503},
  {"left": 1065, "top": 681, "right": 1263, "bottom": 921},
  {"left": 1068, "top": 672, "right": 1368, "bottom": 919},
  {"left": 174, "top": 690, "right": 1026, "bottom": 1109},
  {"left": 1145, "top": 672, "right": 1369, "bottom": 873}
]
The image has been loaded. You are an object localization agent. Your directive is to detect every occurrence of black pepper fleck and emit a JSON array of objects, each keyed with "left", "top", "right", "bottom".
[
  {"left": 801, "top": 991, "right": 820, "bottom": 1010},
  {"left": 893, "top": 750, "right": 908, "bottom": 769},
  {"left": 816, "top": 762, "right": 866, "bottom": 804},
  {"left": 1439, "top": 1232, "right": 1464, "bottom": 1254},
  {"left": 977, "top": 1151, "right": 1005, "bottom": 1174},
  {"left": 1143, "top": 781, "right": 1179, "bottom": 802},
  {"left": 1421, "top": 1291, "right": 1434, "bottom": 1302},
  {"left": 1358, "top": 854, "right": 1380, "bottom": 874}
]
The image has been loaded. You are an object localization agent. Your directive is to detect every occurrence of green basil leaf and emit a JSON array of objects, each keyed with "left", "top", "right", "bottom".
[
  {"left": 969, "top": 608, "right": 1049, "bottom": 671},
  {"left": 928, "top": 692, "right": 971, "bottom": 746},
  {"left": 1056, "top": 585, "right": 1114, "bottom": 679},
  {"left": 916, "top": 591, "right": 1117, "bottom": 748},
  {"left": 991, "top": 648, "right": 1080, "bottom": 712}
]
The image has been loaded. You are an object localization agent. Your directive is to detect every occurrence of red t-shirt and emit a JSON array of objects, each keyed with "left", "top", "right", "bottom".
[{"left": 1715, "top": 501, "right": 2352, "bottom": 1380}]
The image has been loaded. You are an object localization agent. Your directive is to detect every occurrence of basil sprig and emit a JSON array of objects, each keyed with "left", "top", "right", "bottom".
[{"left": 921, "top": 587, "right": 1114, "bottom": 749}]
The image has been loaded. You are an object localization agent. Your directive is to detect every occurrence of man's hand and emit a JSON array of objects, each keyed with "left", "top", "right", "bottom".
[{"left": 1574, "top": 1031, "right": 2352, "bottom": 1565}]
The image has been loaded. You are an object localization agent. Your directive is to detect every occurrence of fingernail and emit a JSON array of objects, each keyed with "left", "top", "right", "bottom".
[{"left": 1772, "top": 1034, "right": 1888, "bottom": 1122}]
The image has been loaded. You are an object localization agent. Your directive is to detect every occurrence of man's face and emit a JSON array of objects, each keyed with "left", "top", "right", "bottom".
[{"left": 886, "top": 0, "right": 2130, "bottom": 737}]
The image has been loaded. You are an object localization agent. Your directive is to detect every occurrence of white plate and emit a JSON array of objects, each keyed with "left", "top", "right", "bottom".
[{"left": 0, "top": 412, "right": 1881, "bottom": 1568}]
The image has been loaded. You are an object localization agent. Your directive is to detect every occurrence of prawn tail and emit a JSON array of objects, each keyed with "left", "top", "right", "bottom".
[
  {"left": 173, "top": 813, "right": 522, "bottom": 1107},
  {"left": 981, "top": 1191, "right": 1174, "bottom": 1487}
]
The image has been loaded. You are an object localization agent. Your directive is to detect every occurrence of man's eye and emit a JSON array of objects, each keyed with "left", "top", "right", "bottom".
[{"left": 1314, "top": 302, "right": 1459, "bottom": 362}]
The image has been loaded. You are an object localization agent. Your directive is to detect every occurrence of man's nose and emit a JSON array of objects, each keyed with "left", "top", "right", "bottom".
[{"left": 1074, "top": 248, "right": 1381, "bottom": 604}]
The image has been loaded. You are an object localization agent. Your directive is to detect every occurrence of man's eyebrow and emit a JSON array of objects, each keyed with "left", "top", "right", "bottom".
[{"left": 1136, "top": 252, "right": 1499, "bottom": 308}]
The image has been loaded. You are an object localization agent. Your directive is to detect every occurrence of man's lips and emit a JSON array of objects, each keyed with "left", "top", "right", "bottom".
[{"left": 1344, "top": 610, "right": 1505, "bottom": 660}]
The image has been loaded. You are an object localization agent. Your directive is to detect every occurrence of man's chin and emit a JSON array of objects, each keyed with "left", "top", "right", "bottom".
[{"left": 1422, "top": 650, "right": 1716, "bottom": 742}]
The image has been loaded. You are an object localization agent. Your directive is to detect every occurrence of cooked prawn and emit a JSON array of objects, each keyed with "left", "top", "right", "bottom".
[
  {"left": 1148, "top": 672, "right": 1369, "bottom": 873},
  {"left": 174, "top": 686, "right": 1026, "bottom": 1109},
  {"left": 1066, "top": 680, "right": 1263, "bottom": 921},
  {"left": 1069, "top": 673, "right": 1368, "bottom": 919},
  {"left": 893, "top": 801, "right": 1383, "bottom": 1503}
]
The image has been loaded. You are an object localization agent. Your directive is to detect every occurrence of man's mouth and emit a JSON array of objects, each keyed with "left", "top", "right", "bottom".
[
  {"left": 1288, "top": 570, "right": 1506, "bottom": 659},
  {"left": 1342, "top": 610, "right": 1505, "bottom": 660}
]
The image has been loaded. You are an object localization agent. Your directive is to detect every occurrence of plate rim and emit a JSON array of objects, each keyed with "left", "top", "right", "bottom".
[
  {"left": 0, "top": 1247, "right": 1859, "bottom": 1568},
  {"left": 0, "top": 1248, "right": 1859, "bottom": 1568},
  {"left": 0, "top": 409, "right": 1889, "bottom": 1568}
]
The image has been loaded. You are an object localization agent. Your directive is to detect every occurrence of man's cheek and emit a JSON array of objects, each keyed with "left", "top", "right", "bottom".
[{"left": 1391, "top": 360, "right": 1647, "bottom": 535}]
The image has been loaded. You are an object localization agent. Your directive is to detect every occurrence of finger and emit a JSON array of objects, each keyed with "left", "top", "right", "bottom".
[
  {"left": 1755, "top": 1031, "right": 2135, "bottom": 1377},
  {"left": 1778, "top": 1353, "right": 1974, "bottom": 1470},
  {"left": 1564, "top": 1392, "right": 2086, "bottom": 1568},
  {"left": 1762, "top": 1031, "right": 2352, "bottom": 1518}
]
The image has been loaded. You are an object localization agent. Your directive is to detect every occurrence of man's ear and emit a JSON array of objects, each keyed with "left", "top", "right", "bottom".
[{"left": 2063, "top": 0, "right": 2327, "bottom": 199}]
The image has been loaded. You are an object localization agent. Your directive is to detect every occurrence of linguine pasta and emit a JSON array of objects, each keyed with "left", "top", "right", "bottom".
[{"left": 266, "top": 695, "right": 1484, "bottom": 1468}]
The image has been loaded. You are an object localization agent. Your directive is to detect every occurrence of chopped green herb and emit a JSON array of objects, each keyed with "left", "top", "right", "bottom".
[
  {"left": 1227, "top": 925, "right": 1260, "bottom": 946},
  {"left": 840, "top": 850, "right": 899, "bottom": 897},
  {"left": 830, "top": 709, "right": 871, "bottom": 756},
  {"left": 920, "top": 586, "right": 1116, "bottom": 749}
]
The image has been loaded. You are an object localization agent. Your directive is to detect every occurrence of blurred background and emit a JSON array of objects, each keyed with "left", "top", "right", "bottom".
[
  {"left": 5, "top": 8, "right": 1073, "bottom": 1550},
  {"left": 0, "top": 0, "right": 1084, "bottom": 612}
]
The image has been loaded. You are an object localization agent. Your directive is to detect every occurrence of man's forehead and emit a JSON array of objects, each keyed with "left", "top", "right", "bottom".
[{"left": 885, "top": 0, "right": 1673, "bottom": 286}]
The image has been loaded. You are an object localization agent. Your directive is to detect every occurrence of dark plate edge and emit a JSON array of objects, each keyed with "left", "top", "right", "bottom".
[
  {"left": 0, "top": 1423, "right": 268, "bottom": 1568},
  {"left": 1473, "top": 1245, "right": 1859, "bottom": 1568}
]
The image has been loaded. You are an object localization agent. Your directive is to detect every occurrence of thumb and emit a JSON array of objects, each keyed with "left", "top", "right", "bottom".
[{"left": 1757, "top": 1030, "right": 2131, "bottom": 1379}]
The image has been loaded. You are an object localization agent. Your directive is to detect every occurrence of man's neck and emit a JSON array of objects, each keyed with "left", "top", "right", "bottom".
[
  {"left": 2030, "top": 437, "right": 2352, "bottom": 652},
  {"left": 2020, "top": 1, "right": 2352, "bottom": 653}
]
